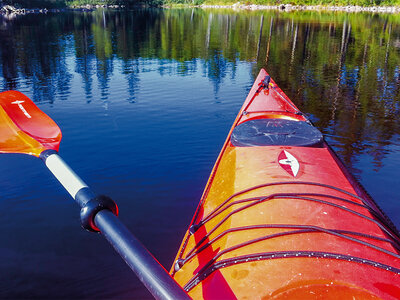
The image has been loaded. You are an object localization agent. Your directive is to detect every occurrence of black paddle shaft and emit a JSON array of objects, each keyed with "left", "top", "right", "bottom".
[
  {"left": 95, "top": 209, "right": 191, "bottom": 300},
  {"left": 40, "top": 152, "right": 190, "bottom": 300}
]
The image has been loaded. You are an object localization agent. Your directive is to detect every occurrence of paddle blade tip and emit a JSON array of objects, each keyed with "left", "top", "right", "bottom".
[{"left": 0, "top": 91, "right": 62, "bottom": 157}]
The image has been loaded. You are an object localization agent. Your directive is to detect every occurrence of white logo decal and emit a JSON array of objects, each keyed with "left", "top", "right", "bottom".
[
  {"left": 278, "top": 150, "right": 299, "bottom": 177},
  {"left": 11, "top": 100, "right": 32, "bottom": 118}
]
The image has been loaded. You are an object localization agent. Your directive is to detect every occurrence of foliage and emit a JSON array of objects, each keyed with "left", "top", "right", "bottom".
[
  {"left": 1, "top": 0, "right": 143, "bottom": 8},
  {"left": 3, "top": 0, "right": 65, "bottom": 8}
]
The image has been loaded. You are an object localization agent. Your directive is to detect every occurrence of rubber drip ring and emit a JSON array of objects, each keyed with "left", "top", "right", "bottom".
[{"left": 80, "top": 195, "right": 118, "bottom": 232}]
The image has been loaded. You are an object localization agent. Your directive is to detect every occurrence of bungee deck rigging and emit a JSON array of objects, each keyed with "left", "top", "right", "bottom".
[{"left": 174, "top": 181, "right": 400, "bottom": 280}]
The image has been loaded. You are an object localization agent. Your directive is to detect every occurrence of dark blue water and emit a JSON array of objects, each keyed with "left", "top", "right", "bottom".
[{"left": 0, "top": 9, "right": 399, "bottom": 299}]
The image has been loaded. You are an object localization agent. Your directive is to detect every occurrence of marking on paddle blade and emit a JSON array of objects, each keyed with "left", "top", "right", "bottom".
[
  {"left": 11, "top": 100, "right": 31, "bottom": 119},
  {"left": 278, "top": 150, "right": 299, "bottom": 177}
]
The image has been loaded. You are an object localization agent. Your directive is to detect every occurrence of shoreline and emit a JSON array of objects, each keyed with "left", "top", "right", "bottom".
[
  {"left": 1, "top": 3, "right": 400, "bottom": 17},
  {"left": 0, "top": 4, "right": 125, "bottom": 15},
  {"left": 0, "top": 4, "right": 128, "bottom": 19}
]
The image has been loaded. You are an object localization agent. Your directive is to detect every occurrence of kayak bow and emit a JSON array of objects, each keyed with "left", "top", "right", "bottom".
[{"left": 172, "top": 69, "right": 400, "bottom": 299}]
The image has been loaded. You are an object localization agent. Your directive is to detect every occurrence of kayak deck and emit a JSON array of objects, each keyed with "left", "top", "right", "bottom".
[{"left": 171, "top": 69, "right": 400, "bottom": 299}]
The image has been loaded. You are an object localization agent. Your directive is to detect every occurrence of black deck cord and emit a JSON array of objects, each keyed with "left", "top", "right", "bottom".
[
  {"left": 195, "top": 181, "right": 370, "bottom": 227},
  {"left": 200, "top": 192, "right": 368, "bottom": 226},
  {"left": 183, "top": 251, "right": 400, "bottom": 292},
  {"left": 190, "top": 181, "right": 400, "bottom": 244},
  {"left": 241, "top": 75, "right": 270, "bottom": 113},
  {"left": 183, "top": 224, "right": 400, "bottom": 263},
  {"left": 189, "top": 183, "right": 399, "bottom": 245},
  {"left": 176, "top": 180, "right": 400, "bottom": 265},
  {"left": 181, "top": 194, "right": 400, "bottom": 265},
  {"left": 184, "top": 226, "right": 400, "bottom": 276},
  {"left": 271, "top": 83, "right": 302, "bottom": 114},
  {"left": 187, "top": 195, "right": 398, "bottom": 258}
]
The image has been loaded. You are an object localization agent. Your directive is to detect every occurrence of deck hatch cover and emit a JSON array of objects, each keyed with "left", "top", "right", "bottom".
[{"left": 231, "top": 119, "right": 323, "bottom": 147}]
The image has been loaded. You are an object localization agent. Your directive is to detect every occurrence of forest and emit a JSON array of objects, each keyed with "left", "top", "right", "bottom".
[{"left": 1, "top": 1, "right": 140, "bottom": 8}]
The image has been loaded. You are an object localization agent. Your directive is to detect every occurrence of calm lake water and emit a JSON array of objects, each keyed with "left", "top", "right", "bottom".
[{"left": 0, "top": 8, "right": 399, "bottom": 299}]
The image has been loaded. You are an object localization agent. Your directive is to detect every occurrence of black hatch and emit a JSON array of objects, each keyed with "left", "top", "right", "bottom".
[{"left": 231, "top": 119, "right": 324, "bottom": 147}]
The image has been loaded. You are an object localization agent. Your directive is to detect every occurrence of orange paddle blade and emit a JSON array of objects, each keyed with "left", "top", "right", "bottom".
[{"left": 0, "top": 91, "right": 62, "bottom": 157}]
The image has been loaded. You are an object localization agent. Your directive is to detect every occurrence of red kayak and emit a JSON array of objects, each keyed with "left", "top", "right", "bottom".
[{"left": 171, "top": 69, "right": 400, "bottom": 299}]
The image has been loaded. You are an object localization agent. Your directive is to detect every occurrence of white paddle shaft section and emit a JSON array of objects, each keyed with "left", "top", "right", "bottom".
[{"left": 45, "top": 153, "right": 88, "bottom": 199}]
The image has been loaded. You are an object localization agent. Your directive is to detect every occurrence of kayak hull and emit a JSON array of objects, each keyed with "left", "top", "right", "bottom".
[{"left": 172, "top": 69, "right": 400, "bottom": 299}]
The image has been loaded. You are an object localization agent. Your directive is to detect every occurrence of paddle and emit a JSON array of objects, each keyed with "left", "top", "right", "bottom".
[{"left": 0, "top": 91, "right": 190, "bottom": 300}]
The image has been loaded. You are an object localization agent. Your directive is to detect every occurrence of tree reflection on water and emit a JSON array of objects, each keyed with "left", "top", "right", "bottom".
[{"left": 0, "top": 8, "right": 399, "bottom": 171}]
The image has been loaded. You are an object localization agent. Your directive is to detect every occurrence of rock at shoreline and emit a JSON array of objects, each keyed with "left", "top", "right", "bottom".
[
  {"left": 0, "top": 3, "right": 126, "bottom": 18},
  {"left": 69, "top": 4, "right": 125, "bottom": 9},
  {"left": 1, "top": 5, "right": 25, "bottom": 14}
]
